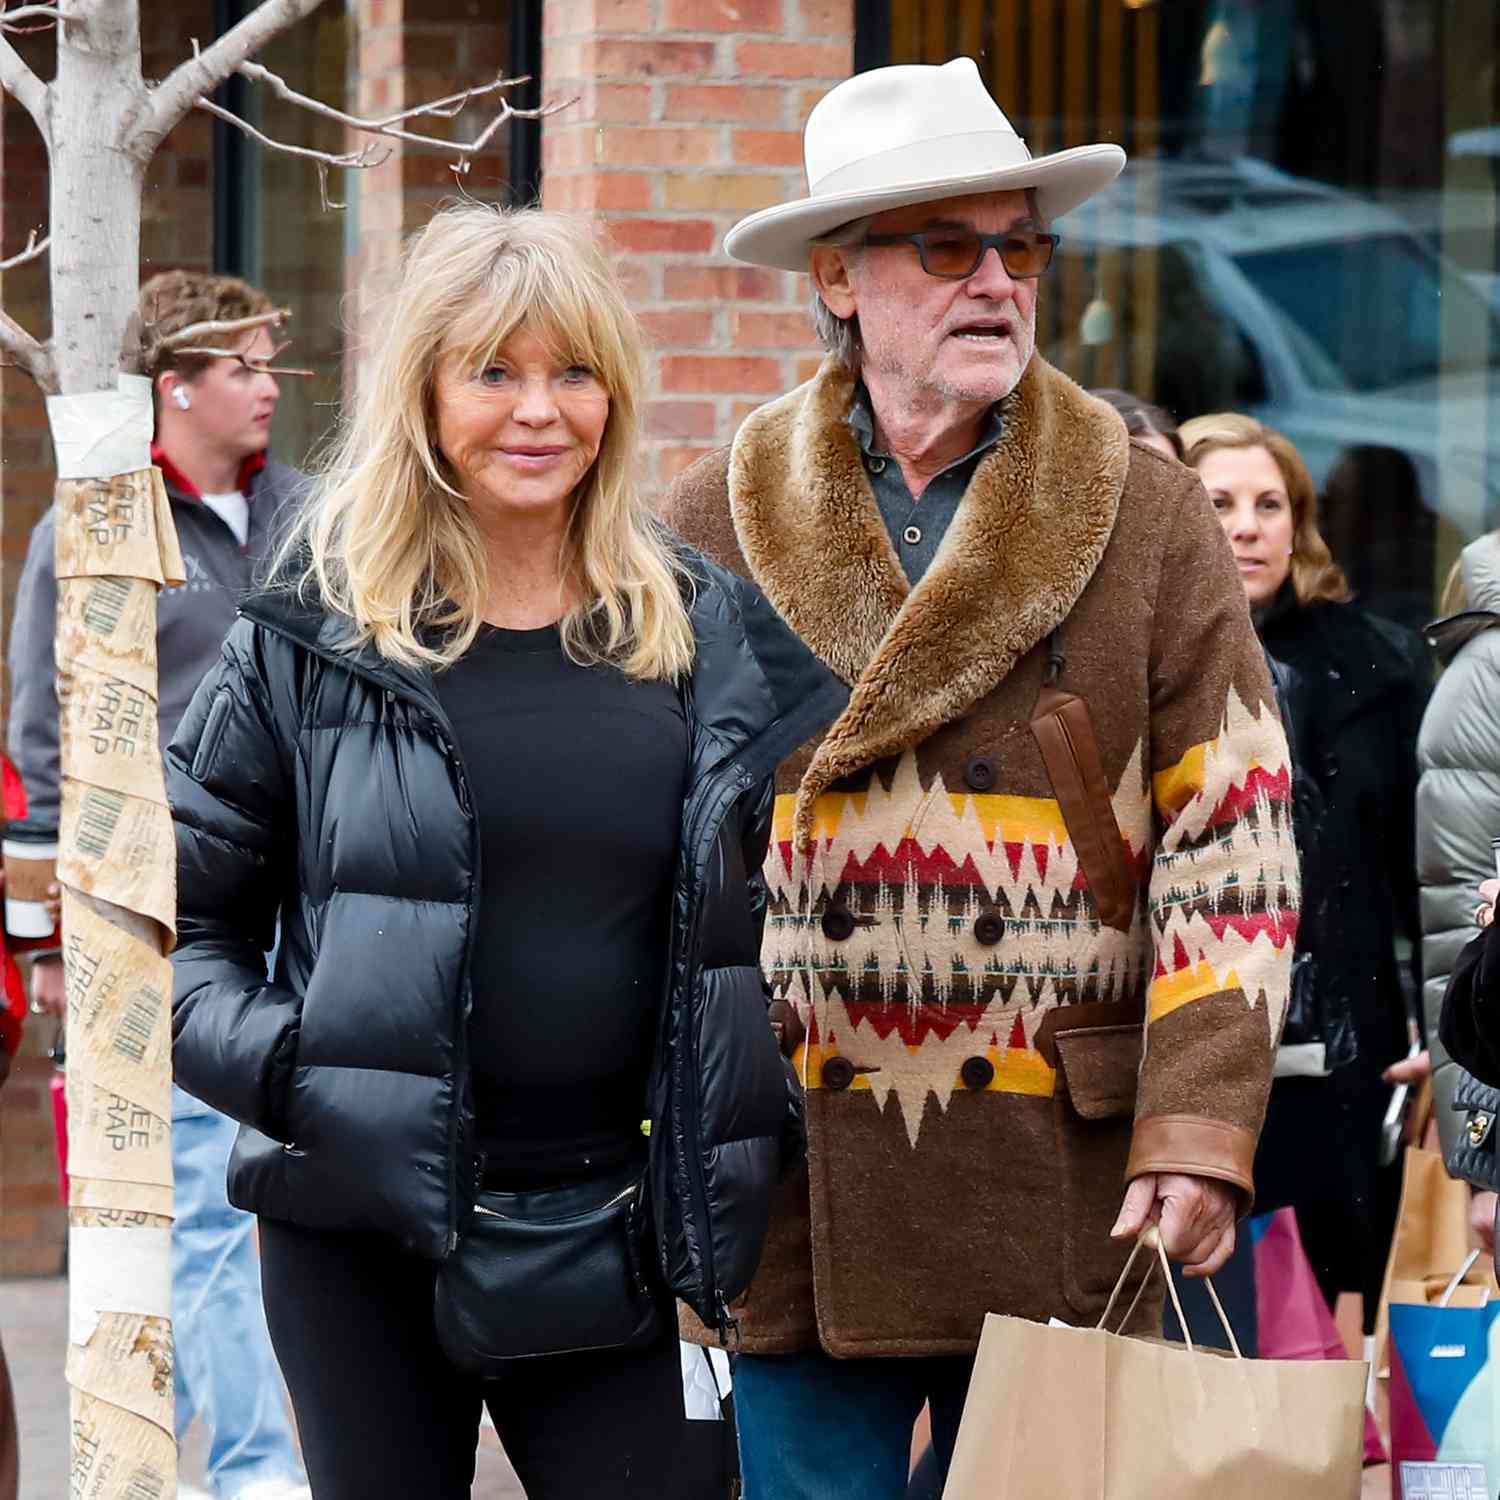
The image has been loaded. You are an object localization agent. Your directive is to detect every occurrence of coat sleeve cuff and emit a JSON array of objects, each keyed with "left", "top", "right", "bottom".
[{"left": 1126, "top": 1114, "right": 1258, "bottom": 1214}]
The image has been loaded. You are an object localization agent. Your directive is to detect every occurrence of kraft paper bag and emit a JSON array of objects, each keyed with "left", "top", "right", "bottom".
[
  {"left": 1374, "top": 1145, "right": 1496, "bottom": 1378},
  {"left": 942, "top": 1230, "right": 1367, "bottom": 1500}
]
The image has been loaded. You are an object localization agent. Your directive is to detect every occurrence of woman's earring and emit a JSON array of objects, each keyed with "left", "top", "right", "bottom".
[{"left": 172, "top": 387, "right": 191, "bottom": 411}]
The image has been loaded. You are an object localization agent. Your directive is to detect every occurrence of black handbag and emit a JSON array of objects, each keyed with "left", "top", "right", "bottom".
[
  {"left": 433, "top": 1162, "right": 664, "bottom": 1375},
  {"left": 1445, "top": 1068, "right": 1500, "bottom": 1191}
]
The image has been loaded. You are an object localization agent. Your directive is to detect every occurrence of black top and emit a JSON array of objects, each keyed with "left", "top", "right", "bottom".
[{"left": 434, "top": 623, "right": 688, "bottom": 1187}]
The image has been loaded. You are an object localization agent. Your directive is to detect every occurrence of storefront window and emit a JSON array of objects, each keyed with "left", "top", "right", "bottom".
[
  {"left": 874, "top": 0, "right": 1500, "bottom": 630},
  {"left": 224, "top": 5, "right": 351, "bottom": 472}
]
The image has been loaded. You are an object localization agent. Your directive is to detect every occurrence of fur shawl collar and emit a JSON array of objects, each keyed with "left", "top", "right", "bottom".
[{"left": 726, "top": 355, "right": 1130, "bottom": 844}]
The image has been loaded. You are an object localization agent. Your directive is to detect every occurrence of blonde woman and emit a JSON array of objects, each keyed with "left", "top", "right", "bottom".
[
  {"left": 165, "top": 206, "right": 833, "bottom": 1500},
  {"left": 1182, "top": 413, "right": 1428, "bottom": 1334}
]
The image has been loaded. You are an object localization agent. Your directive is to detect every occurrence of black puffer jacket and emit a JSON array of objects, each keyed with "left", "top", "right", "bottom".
[{"left": 166, "top": 550, "right": 845, "bottom": 1332}]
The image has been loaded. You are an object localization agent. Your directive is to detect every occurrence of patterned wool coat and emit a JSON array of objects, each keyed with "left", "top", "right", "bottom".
[{"left": 663, "top": 355, "right": 1298, "bottom": 1358}]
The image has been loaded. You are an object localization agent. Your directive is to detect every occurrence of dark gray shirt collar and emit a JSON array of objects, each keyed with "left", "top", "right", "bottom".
[{"left": 847, "top": 382, "right": 1005, "bottom": 585}]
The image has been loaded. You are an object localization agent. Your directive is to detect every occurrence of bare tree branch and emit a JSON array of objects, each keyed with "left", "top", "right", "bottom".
[
  {"left": 136, "top": 0, "right": 325, "bottom": 151},
  {"left": 194, "top": 98, "right": 390, "bottom": 202},
  {"left": 0, "top": 307, "right": 56, "bottom": 392},
  {"left": 0, "top": 228, "right": 49, "bottom": 272},
  {"left": 235, "top": 60, "right": 566, "bottom": 172},
  {"left": 170, "top": 340, "right": 314, "bottom": 377},
  {"left": 150, "top": 306, "right": 290, "bottom": 356},
  {"left": 0, "top": 32, "right": 49, "bottom": 139}
]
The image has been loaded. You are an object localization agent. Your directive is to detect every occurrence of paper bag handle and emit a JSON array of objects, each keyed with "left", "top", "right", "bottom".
[
  {"left": 1096, "top": 1224, "right": 1243, "bottom": 1359},
  {"left": 1438, "top": 1248, "right": 1485, "bottom": 1308}
]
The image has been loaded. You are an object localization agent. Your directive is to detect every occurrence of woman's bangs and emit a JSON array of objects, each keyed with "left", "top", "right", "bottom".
[{"left": 437, "top": 256, "right": 620, "bottom": 393}]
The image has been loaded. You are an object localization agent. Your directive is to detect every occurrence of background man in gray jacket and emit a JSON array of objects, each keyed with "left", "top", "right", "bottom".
[{"left": 7, "top": 270, "right": 310, "bottom": 1500}]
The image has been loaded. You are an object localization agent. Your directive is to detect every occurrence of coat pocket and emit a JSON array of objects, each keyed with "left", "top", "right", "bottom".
[
  {"left": 1053, "top": 1023, "right": 1144, "bottom": 1317},
  {"left": 1029, "top": 684, "right": 1136, "bottom": 932},
  {"left": 189, "top": 688, "right": 234, "bottom": 783}
]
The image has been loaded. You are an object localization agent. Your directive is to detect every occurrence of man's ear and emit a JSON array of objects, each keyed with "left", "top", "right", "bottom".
[
  {"left": 156, "top": 370, "right": 180, "bottom": 409},
  {"left": 810, "top": 245, "right": 858, "bottom": 320}
]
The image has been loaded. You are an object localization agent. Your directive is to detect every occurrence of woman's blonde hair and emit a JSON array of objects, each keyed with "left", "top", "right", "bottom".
[
  {"left": 281, "top": 203, "right": 694, "bottom": 679},
  {"left": 1179, "top": 411, "right": 1352, "bottom": 606}
]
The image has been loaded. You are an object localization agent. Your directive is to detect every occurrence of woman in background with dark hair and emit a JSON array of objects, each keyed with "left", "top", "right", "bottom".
[{"left": 1090, "top": 388, "right": 1183, "bottom": 461}]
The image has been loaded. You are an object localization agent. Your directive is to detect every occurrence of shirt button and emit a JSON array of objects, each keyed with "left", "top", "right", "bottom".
[
  {"left": 973, "top": 911, "right": 1004, "bottom": 946},
  {"left": 903, "top": 525, "right": 922, "bottom": 546},
  {"left": 821, "top": 904, "right": 857, "bottom": 942},
  {"left": 964, "top": 755, "right": 997, "bottom": 792},
  {"left": 961, "top": 1056, "right": 995, "bottom": 1091},
  {"left": 821, "top": 1056, "right": 856, "bottom": 1092}
]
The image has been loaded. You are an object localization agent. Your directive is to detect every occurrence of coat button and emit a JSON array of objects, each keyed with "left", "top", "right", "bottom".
[
  {"left": 822, "top": 904, "right": 857, "bottom": 942},
  {"left": 961, "top": 1056, "right": 995, "bottom": 1090},
  {"left": 973, "top": 910, "right": 1004, "bottom": 946},
  {"left": 964, "top": 754, "right": 997, "bottom": 792},
  {"left": 822, "top": 1056, "right": 856, "bottom": 1091}
]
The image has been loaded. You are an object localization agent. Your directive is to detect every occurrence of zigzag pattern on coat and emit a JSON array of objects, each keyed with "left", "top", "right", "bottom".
[{"left": 771, "top": 688, "right": 1297, "bottom": 1148}]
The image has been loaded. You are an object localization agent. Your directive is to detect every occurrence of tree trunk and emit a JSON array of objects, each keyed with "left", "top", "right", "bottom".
[{"left": 50, "top": 5, "right": 182, "bottom": 1496}]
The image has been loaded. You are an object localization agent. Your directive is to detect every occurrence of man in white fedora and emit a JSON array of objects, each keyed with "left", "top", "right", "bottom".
[{"left": 664, "top": 57, "right": 1297, "bottom": 1496}]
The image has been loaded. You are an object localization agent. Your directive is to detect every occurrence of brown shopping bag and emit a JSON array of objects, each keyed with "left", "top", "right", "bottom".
[
  {"left": 942, "top": 1228, "right": 1367, "bottom": 1499},
  {"left": 1374, "top": 1144, "right": 1497, "bottom": 1378}
]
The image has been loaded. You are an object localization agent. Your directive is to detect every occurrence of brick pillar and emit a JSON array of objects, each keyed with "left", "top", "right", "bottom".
[
  {"left": 541, "top": 0, "right": 854, "bottom": 491},
  {"left": 345, "top": 0, "right": 519, "bottom": 397}
]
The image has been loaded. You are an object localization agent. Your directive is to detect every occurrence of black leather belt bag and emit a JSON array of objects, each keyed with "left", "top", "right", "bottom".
[{"left": 433, "top": 1162, "right": 663, "bottom": 1374}]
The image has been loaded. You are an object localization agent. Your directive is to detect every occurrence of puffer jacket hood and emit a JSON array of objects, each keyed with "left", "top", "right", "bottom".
[
  {"left": 1427, "top": 533, "right": 1500, "bottom": 667},
  {"left": 167, "top": 547, "right": 846, "bottom": 1328},
  {"left": 1418, "top": 529, "right": 1500, "bottom": 1179}
]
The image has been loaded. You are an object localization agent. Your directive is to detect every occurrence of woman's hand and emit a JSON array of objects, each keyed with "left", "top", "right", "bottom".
[
  {"left": 1471, "top": 1189, "right": 1498, "bottom": 1256},
  {"left": 1382, "top": 1049, "right": 1431, "bottom": 1087},
  {"left": 1477, "top": 878, "right": 1499, "bottom": 929}
]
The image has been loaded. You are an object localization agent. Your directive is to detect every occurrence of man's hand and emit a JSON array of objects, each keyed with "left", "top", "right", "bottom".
[
  {"left": 29, "top": 954, "right": 64, "bottom": 1018},
  {"left": 1110, "top": 1171, "right": 1239, "bottom": 1277},
  {"left": 1471, "top": 1190, "right": 1498, "bottom": 1257}
]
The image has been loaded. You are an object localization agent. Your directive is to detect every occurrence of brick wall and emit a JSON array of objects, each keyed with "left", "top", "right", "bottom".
[
  {"left": 0, "top": 1016, "right": 65, "bottom": 1276},
  {"left": 541, "top": 0, "right": 853, "bottom": 492},
  {"left": 344, "top": 0, "right": 518, "bottom": 399}
]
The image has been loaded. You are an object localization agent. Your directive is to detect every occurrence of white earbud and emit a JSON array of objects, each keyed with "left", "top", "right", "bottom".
[{"left": 171, "top": 387, "right": 192, "bottom": 411}]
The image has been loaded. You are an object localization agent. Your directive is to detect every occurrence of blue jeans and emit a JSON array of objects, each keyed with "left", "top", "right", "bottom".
[
  {"left": 172, "top": 1085, "right": 304, "bottom": 1497},
  {"left": 733, "top": 1348, "right": 975, "bottom": 1500}
]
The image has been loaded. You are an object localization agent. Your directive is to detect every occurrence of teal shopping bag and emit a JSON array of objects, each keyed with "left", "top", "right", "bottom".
[{"left": 1389, "top": 1256, "right": 1500, "bottom": 1500}]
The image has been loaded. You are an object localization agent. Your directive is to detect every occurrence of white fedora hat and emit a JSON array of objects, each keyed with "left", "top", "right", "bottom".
[{"left": 724, "top": 57, "right": 1126, "bottom": 272}]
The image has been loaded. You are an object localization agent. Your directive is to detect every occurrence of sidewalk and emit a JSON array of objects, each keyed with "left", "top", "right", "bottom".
[{"left": 0, "top": 1277, "right": 525, "bottom": 1498}]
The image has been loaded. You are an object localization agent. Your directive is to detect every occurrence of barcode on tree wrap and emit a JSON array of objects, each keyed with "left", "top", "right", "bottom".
[
  {"left": 112, "top": 986, "right": 160, "bottom": 1064},
  {"left": 77, "top": 787, "right": 125, "bottom": 859},
  {"left": 123, "top": 1468, "right": 165, "bottom": 1500},
  {"left": 82, "top": 577, "right": 132, "bottom": 636}
]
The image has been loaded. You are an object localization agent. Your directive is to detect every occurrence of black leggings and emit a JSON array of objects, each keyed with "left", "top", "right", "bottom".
[{"left": 259, "top": 1216, "right": 726, "bottom": 1500}]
